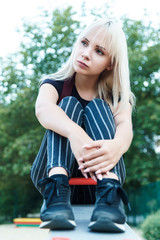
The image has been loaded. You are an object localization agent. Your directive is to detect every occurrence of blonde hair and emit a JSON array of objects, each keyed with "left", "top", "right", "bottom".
[{"left": 44, "top": 19, "right": 135, "bottom": 111}]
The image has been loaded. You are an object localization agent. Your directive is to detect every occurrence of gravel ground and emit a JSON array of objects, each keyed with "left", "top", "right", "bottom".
[{"left": 0, "top": 224, "right": 49, "bottom": 240}]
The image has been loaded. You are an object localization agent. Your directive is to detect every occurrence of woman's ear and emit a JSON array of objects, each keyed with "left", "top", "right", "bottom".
[
  {"left": 106, "top": 58, "right": 114, "bottom": 71},
  {"left": 106, "top": 64, "right": 113, "bottom": 71}
]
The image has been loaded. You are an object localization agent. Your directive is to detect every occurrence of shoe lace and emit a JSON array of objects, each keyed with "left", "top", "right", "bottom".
[
  {"left": 97, "top": 182, "right": 131, "bottom": 211},
  {"left": 38, "top": 177, "right": 69, "bottom": 206}
]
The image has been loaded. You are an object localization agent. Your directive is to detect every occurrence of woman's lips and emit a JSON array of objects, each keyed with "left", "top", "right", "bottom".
[{"left": 77, "top": 61, "right": 89, "bottom": 68}]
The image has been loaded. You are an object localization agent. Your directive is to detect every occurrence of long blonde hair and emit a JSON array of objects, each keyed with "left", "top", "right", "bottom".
[{"left": 44, "top": 19, "right": 135, "bottom": 111}]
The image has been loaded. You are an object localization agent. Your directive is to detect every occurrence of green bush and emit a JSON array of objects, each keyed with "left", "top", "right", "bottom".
[{"left": 141, "top": 210, "right": 160, "bottom": 240}]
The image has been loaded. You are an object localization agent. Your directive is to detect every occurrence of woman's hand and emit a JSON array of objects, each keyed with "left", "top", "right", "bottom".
[
  {"left": 78, "top": 139, "right": 123, "bottom": 177},
  {"left": 68, "top": 125, "right": 98, "bottom": 180},
  {"left": 78, "top": 102, "right": 133, "bottom": 179}
]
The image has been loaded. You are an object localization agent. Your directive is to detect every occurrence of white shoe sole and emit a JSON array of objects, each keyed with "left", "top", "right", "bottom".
[
  {"left": 88, "top": 217, "right": 125, "bottom": 233},
  {"left": 40, "top": 215, "right": 76, "bottom": 230}
]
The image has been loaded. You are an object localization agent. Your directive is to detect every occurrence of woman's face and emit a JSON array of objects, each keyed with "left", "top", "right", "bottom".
[{"left": 73, "top": 28, "right": 112, "bottom": 78}]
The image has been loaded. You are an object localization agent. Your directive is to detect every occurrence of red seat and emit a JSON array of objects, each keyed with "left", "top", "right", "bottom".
[{"left": 69, "top": 177, "right": 97, "bottom": 185}]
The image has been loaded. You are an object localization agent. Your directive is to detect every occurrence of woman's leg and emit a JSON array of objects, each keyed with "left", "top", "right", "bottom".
[
  {"left": 30, "top": 131, "right": 48, "bottom": 194},
  {"left": 31, "top": 97, "right": 84, "bottom": 195},
  {"left": 31, "top": 97, "right": 84, "bottom": 230},
  {"left": 47, "top": 97, "right": 84, "bottom": 178},
  {"left": 84, "top": 98, "right": 126, "bottom": 185},
  {"left": 84, "top": 99, "right": 129, "bottom": 232}
]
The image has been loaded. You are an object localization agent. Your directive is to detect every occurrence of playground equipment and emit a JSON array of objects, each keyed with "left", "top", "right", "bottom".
[
  {"left": 48, "top": 205, "right": 142, "bottom": 240},
  {"left": 14, "top": 178, "right": 142, "bottom": 239}
]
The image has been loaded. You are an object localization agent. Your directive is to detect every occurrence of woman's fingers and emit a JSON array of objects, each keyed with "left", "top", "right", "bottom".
[
  {"left": 95, "top": 164, "right": 114, "bottom": 174},
  {"left": 79, "top": 155, "right": 107, "bottom": 169},
  {"left": 82, "top": 140, "right": 102, "bottom": 149},
  {"left": 78, "top": 148, "right": 105, "bottom": 163},
  {"left": 76, "top": 139, "right": 120, "bottom": 179},
  {"left": 80, "top": 168, "right": 98, "bottom": 181},
  {"left": 83, "top": 161, "right": 114, "bottom": 174},
  {"left": 96, "top": 173, "right": 103, "bottom": 180},
  {"left": 80, "top": 168, "right": 88, "bottom": 178},
  {"left": 89, "top": 172, "right": 97, "bottom": 182}
]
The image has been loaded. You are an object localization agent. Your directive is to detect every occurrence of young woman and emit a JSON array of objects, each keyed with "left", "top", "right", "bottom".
[{"left": 31, "top": 19, "right": 135, "bottom": 233}]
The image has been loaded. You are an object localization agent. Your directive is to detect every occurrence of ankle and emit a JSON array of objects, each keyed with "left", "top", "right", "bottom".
[
  {"left": 49, "top": 167, "right": 68, "bottom": 177},
  {"left": 102, "top": 172, "right": 119, "bottom": 180},
  {"left": 50, "top": 174, "right": 69, "bottom": 183}
]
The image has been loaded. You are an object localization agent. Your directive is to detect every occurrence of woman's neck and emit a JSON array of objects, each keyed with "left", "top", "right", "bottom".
[
  {"left": 75, "top": 73, "right": 98, "bottom": 101},
  {"left": 75, "top": 73, "right": 98, "bottom": 90}
]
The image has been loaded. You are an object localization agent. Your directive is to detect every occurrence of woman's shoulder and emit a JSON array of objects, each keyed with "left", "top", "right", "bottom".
[
  {"left": 40, "top": 79, "right": 64, "bottom": 97},
  {"left": 41, "top": 78, "right": 64, "bottom": 87}
]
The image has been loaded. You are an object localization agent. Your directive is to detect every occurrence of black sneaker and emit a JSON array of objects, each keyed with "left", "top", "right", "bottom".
[
  {"left": 38, "top": 174, "right": 76, "bottom": 230},
  {"left": 88, "top": 178, "right": 131, "bottom": 233}
]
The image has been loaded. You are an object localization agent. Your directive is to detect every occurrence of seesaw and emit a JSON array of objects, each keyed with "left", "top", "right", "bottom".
[
  {"left": 14, "top": 178, "right": 142, "bottom": 239},
  {"left": 48, "top": 205, "right": 142, "bottom": 240},
  {"left": 48, "top": 178, "right": 142, "bottom": 240}
]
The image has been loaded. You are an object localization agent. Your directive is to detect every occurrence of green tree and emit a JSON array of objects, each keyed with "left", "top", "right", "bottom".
[
  {"left": 0, "top": 7, "right": 79, "bottom": 219},
  {"left": 0, "top": 6, "right": 160, "bottom": 220},
  {"left": 123, "top": 18, "right": 160, "bottom": 187}
]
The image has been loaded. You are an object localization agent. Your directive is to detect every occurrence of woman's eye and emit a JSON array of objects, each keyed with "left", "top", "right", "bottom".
[
  {"left": 81, "top": 40, "right": 87, "bottom": 46},
  {"left": 96, "top": 49, "right": 104, "bottom": 55}
]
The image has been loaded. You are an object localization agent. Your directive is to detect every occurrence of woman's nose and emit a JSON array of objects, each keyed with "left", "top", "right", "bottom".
[{"left": 82, "top": 48, "right": 91, "bottom": 60}]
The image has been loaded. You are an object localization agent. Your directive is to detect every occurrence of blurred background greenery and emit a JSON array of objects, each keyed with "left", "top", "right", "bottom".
[{"left": 0, "top": 3, "right": 159, "bottom": 227}]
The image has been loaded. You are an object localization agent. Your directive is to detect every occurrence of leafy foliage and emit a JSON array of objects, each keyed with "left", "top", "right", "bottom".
[
  {"left": 123, "top": 18, "right": 160, "bottom": 186},
  {"left": 141, "top": 210, "right": 160, "bottom": 240},
  {"left": 0, "top": 7, "right": 79, "bottom": 219},
  {"left": 0, "top": 7, "right": 159, "bottom": 219}
]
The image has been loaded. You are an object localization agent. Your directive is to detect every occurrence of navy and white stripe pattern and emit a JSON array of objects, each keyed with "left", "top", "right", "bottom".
[
  {"left": 47, "top": 97, "right": 84, "bottom": 175},
  {"left": 31, "top": 97, "right": 126, "bottom": 195},
  {"left": 84, "top": 99, "right": 126, "bottom": 183}
]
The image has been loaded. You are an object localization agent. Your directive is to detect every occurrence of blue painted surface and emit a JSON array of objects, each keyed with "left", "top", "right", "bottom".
[{"left": 48, "top": 205, "right": 142, "bottom": 240}]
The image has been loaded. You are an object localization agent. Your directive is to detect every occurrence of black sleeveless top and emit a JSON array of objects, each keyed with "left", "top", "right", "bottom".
[{"left": 41, "top": 77, "right": 90, "bottom": 108}]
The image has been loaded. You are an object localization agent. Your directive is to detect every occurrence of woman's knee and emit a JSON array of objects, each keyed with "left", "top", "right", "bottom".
[
  {"left": 85, "top": 98, "right": 114, "bottom": 120},
  {"left": 84, "top": 98, "right": 116, "bottom": 139},
  {"left": 58, "top": 97, "right": 84, "bottom": 122}
]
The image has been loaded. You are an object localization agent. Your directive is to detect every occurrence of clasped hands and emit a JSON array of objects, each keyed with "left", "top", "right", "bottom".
[{"left": 77, "top": 139, "right": 122, "bottom": 181}]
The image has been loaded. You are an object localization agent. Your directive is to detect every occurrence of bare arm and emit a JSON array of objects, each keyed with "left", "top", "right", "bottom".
[
  {"left": 35, "top": 83, "right": 79, "bottom": 138},
  {"left": 113, "top": 102, "right": 133, "bottom": 155},
  {"left": 35, "top": 84, "right": 94, "bottom": 175}
]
